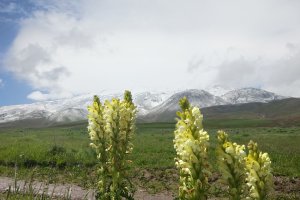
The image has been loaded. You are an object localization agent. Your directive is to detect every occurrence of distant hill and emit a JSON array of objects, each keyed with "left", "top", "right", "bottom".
[
  {"left": 202, "top": 98, "right": 300, "bottom": 119},
  {"left": 140, "top": 98, "right": 300, "bottom": 126}
]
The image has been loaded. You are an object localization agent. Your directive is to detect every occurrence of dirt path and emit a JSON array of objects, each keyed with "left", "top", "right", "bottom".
[
  {"left": 1, "top": 176, "right": 299, "bottom": 199},
  {"left": 0, "top": 176, "right": 174, "bottom": 200}
]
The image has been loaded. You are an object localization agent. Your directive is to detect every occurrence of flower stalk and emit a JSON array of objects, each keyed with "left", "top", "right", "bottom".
[
  {"left": 174, "top": 97, "right": 211, "bottom": 200},
  {"left": 216, "top": 130, "right": 247, "bottom": 199},
  {"left": 245, "top": 140, "right": 273, "bottom": 200},
  {"left": 88, "top": 90, "right": 136, "bottom": 200}
]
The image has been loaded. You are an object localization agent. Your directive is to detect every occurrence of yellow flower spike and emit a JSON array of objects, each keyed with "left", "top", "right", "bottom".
[
  {"left": 174, "top": 97, "right": 210, "bottom": 200},
  {"left": 88, "top": 91, "right": 137, "bottom": 200},
  {"left": 216, "top": 130, "right": 247, "bottom": 200},
  {"left": 245, "top": 140, "right": 273, "bottom": 200}
]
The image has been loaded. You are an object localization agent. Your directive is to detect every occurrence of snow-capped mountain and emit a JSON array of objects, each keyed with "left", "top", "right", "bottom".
[
  {"left": 0, "top": 91, "right": 174, "bottom": 126},
  {"left": 0, "top": 87, "right": 288, "bottom": 126},
  {"left": 206, "top": 85, "right": 233, "bottom": 96},
  {"left": 152, "top": 89, "right": 226, "bottom": 112},
  {"left": 222, "top": 88, "right": 286, "bottom": 104},
  {"left": 139, "top": 89, "right": 227, "bottom": 122},
  {"left": 133, "top": 91, "right": 174, "bottom": 115},
  {"left": 0, "top": 94, "right": 93, "bottom": 125}
]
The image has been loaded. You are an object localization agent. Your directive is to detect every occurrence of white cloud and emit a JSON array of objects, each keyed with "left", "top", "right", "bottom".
[
  {"left": 213, "top": 44, "right": 300, "bottom": 96},
  {"left": 4, "top": 0, "right": 300, "bottom": 100},
  {"left": 0, "top": 78, "right": 3, "bottom": 88},
  {"left": 27, "top": 91, "right": 49, "bottom": 101},
  {"left": 27, "top": 90, "right": 73, "bottom": 101},
  {"left": 262, "top": 45, "right": 300, "bottom": 96}
]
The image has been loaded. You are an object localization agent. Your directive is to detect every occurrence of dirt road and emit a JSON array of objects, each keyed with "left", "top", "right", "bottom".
[{"left": 0, "top": 176, "right": 174, "bottom": 200}]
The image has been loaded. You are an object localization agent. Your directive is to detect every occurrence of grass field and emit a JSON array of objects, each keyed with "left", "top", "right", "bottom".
[{"left": 0, "top": 120, "right": 300, "bottom": 198}]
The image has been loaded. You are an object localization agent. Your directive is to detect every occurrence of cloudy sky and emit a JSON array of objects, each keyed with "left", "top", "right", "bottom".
[{"left": 1, "top": 0, "right": 300, "bottom": 105}]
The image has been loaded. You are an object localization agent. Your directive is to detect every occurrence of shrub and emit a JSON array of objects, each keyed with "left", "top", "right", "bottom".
[{"left": 48, "top": 145, "right": 66, "bottom": 156}]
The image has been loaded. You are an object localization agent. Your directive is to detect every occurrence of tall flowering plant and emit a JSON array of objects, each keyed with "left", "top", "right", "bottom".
[
  {"left": 173, "top": 97, "right": 211, "bottom": 200},
  {"left": 245, "top": 140, "right": 273, "bottom": 200},
  {"left": 88, "top": 91, "right": 136, "bottom": 200},
  {"left": 216, "top": 130, "right": 247, "bottom": 199},
  {"left": 88, "top": 95, "right": 109, "bottom": 199},
  {"left": 173, "top": 97, "right": 273, "bottom": 199}
]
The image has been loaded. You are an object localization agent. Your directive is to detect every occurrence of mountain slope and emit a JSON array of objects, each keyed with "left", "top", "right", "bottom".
[
  {"left": 139, "top": 89, "right": 227, "bottom": 122},
  {"left": 134, "top": 91, "right": 174, "bottom": 115},
  {"left": 0, "top": 91, "right": 174, "bottom": 126},
  {"left": 222, "top": 88, "right": 285, "bottom": 104},
  {"left": 206, "top": 85, "right": 233, "bottom": 96},
  {"left": 202, "top": 97, "right": 300, "bottom": 119},
  {"left": 142, "top": 98, "right": 300, "bottom": 123}
]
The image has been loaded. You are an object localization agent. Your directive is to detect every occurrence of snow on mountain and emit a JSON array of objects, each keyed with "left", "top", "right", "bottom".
[
  {"left": 206, "top": 85, "right": 233, "bottom": 96},
  {"left": 0, "top": 95, "right": 93, "bottom": 124},
  {"left": 0, "top": 88, "right": 289, "bottom": 126},
  {"left": 139, "top": 89, "right": 227, "bottom": 122},
  {"left": 133, "top": 91, "right": 175, "bottom": 115},
  {"left": 157, "top": 89, "right": 227, "bottom": 110},
  {"left": 0, "top": 91, "right": 174, "bottom": 125},
  {"left": 0, "top": 103, "right": 50, "bottom": 123},
  {"left": 222, "top": 88, "right": 286, "bottom": 104},
  {"left": 47, "top": 108, "right": 87, "bottom": 123}
]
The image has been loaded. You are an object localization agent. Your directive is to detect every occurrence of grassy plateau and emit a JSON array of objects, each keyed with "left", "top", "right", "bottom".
[{"left": 0, "top": 120, "right": 299, "bottom": 199}]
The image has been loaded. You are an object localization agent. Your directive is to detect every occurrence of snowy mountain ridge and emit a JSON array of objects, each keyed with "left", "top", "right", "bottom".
[
  {"left": 222, "top": 87, "right": 286, "bottom": 104},
  {"left": 0, "top": 91, "right": 174, "bottom": 125},
  {"left": 205, "top": 85, "right": 233, "bottom": 96},
  {"left": 0, "top": 87, "right": 287, "bottom": 126}
]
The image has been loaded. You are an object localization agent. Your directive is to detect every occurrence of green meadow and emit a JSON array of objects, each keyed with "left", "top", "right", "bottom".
[{"left": 0, "top": 120, "right": 300, "bottom": 197}]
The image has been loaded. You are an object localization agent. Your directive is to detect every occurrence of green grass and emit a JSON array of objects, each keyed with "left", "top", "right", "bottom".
[
  {"left": 208, "top": 127, "right": 300, "bottom": 177},
  {"left": 0, "top": 121, "right": 300, "bottom": 197},
  {"left": 203, "top": 118, "right": 275, "bottom": 128},
  {"left": 0, "top": 126, "right": 96, "bottom": 168},
  {"left": 0, "top": 122, "right": 299, "bottom": 176}
]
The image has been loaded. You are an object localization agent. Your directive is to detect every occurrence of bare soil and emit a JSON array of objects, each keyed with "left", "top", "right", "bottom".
[
  {"left": 0, "top": 174, "right": 299, "bottom": 199},
  {"left": 0, "top": 176, "right": 174, "bottom": 200}
]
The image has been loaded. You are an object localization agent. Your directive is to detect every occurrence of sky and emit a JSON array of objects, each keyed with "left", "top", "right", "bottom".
[{"left": 1, "top": 0, "right": 300, "bottom": 106}]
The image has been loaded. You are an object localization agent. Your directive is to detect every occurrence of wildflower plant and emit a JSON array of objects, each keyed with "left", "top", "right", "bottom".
[
  {"left": 88, "top": 90, "right": 136, "bottom": 200},
  {"left": 173, "top": 97, "right": 211, "bottom": 200},
  {"left": 245, "top": 140, "right": 273, "bottom": 200},
  {"left": 216, "top": 130, "right": 247, "bottom": 199},
  {"left": 173, "top": 97, "right": 274, "bottom": 199}
]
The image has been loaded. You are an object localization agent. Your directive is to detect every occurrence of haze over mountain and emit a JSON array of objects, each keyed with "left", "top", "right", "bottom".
[{"left": 0, "top": 87, "right": 290, "bottom": 127}]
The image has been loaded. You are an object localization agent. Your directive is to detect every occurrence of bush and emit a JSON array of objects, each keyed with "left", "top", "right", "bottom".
[{"left": 48, "top": 145, "right": 66, "bottom": 156}]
